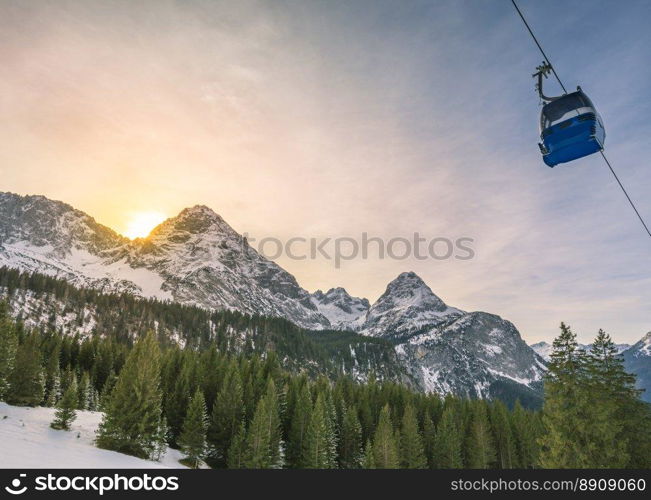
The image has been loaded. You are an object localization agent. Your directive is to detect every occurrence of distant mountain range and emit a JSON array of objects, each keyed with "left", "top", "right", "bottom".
[
  {"left": 529, "top": 341, "right": 631, "bottom": 361},
  {"left": 622, "top": 333, "right": 651, "bottom": 402},
  {"left": 530, "top": 335, "right": 651, "bottom": 403},
  {"left": 0, "top": 191, "right": 647, "bottom": 404}
]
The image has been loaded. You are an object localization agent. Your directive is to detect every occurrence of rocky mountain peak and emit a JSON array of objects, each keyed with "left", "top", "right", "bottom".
[
  {"left": 317, "top": 287, "right": 369, "bottom": 305},
  {"left": 310, "top": 287, "right": 370, "bottom": 330},
  {"left": 147, "top": 204, "right": 236, "bottom": 242},
  {"left": 377, "top": 271, "right": 449, "bottom": 313},
  {"left": 629, "top": 332, "right": 651, "bottom": 357},
  {"left": 362, "top": 272, "right": 463, "bottom": 342},
  {"left": 0, "top": 191, "right": 125, "bottom": 256}
]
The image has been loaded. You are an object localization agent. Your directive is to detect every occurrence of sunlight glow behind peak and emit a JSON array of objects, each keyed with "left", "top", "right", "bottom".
[{"left": 122, "top": 211, "right": 167, "bottom": 240}]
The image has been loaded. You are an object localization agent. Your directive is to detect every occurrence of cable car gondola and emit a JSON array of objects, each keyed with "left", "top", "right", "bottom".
[{"left": 534, "top": 62, "right": 605, "bottom": 167}]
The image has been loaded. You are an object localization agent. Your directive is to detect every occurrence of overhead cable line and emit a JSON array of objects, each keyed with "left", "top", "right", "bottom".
[{"left": 510, "top": 0, "right": 651, "bottom": 238}]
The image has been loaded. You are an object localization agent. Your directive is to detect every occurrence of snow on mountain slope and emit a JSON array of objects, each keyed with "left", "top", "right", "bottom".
[
  {"left": 529, "top": 342, "right": 553, "bottom": 361},
  {"left": 310, "top": 287, "right": 369, "bottom": 329},
  {"left": 396, "top": 311, "right": 546, "bottom": 398},
  {"left": 0, "top": 403, "right": 185, "bottom": 469},
  {"left": 627, "top": 332, "right": 651, "bottom": 358}
]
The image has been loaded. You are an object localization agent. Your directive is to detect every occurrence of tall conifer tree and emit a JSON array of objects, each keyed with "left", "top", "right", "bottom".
[
  {"left": 207, "top": 365, "right": 244, "bottom": 467},
  {"left": 302, "top": 394, "right": 332, "bottom": 468},
  {"left": 51, "top": 380, "right": 78, "bottom": 430},
  {"left": 7, "top": 332, "right": 44, "bottom": 406},
  {"left": 96, "top": 331, "right": 166, "bottom": 460},
  {"left": 287, "top": 382, "right": 312, "bottom": 467},
  {"left": 539, "top": 323, "right": 590, "bottom": 468},
  {"left": 400, "top": 404, "right": 426, "bottom": 468},
  {"left": 372, "top": 405, "right": 399, "bottom": 469},
  {"left": 432, "top": 406, "right": 463, "bottom": 468},
  {"left": 0, "top": 301, "right": 17, "bottom": 401},
  {"left": 491, "top": 401, "right": 517, "bottom": 469},
  {"left": 242, "top": 379, "right": 283, "bottom": 468},
  {"left": 179, "top": 388, "right": 208, "bottom": 469},
  {"left": 465, "top": 402, "right": 496, "bottom": 469},
  {"left": 338, "top": 404, "right": 363, "bottom": 468}
]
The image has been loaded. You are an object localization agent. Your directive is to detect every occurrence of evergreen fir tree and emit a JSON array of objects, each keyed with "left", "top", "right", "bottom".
[
  {"left": 7, "top": 332, "right": 44, "bottom": 406},
  {"left": 302, "top": 394, "right": 332, "bottom": 468},
  {"left": 242, "top": 379, "right": 283, "bottom": 468},
  {"left": 0, "top": 301, "right": 17, "bottom": 401},
  {"left": 322, "top": 389, "right": 339, "bottom": 468},
  {"left": 539, "top": 323, "right": 590, "bottom": 468},
  {"left": 338, "top": 404, "right": 363, "bottom": 468},
  {"left": 98, "top": 371, "right": 117, "bottom": 411},
  {"left": 164, "top": 356, "right": 193, "bottom": 446},
  {"left": 465, "top": 401, "right": 496, "bottom": 469},
  {"left": 490, "top": 400, "right": 517, "bottom": 469},
  {"left": 153, "top": 417, "right": 169, "bottom": 462},
  {"left": 422, "top": 410, "right": 436, "bottom": 468},
  {"left": 583, "top": 329, "right": 638, "bottom": 468},
  {"left": 44, "top": 344, "right": 61, "bottom": 407},
  {"left": 371, "top": 404, "right": 399, "bottom": 469},
  {"left": 46, "top": 374, "right": 61, "bottom": 407},
  {"left": 362, "top": 439, "right": 375, "bottom": 469},
  {"left": 226, "top": 420, "right": 247, "bottom": 469},
  {"left": 511, "top": 401, "right": 539, "bottom": 468},
  {"left": 432, "top": 406, "right": 463, "bottom": 468},
  {"left": 179, "top": 388, "right": 208, "bottom": 469},
  {"left": 207, "top": 365, "right": 244, "bottom": 467},
  {"left": 287, "top": 382, "right": 311, "bottom": 467},
  {"left": 96, "top": 331, "right": 166, "bottom": 460},
  {"left": 400, "top": 403, "right": 427, "bottom": 468},
  {"left": 88, "top": 389, "right": 99, "bottom": 412},
  {"left": 77, "top": 371, "right": 92, "bottom": 410},
  {"left": 51, "top": 380, "right": 78, "bottom": 430}
]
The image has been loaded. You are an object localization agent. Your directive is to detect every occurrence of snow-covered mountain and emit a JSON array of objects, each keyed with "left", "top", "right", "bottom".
[
  {"left": 310, "top": 287, "right": 369, "bottom": 330},
  {"left": 357, "top": 272, "right": 463, "bottom": 340},
  {"left": 529, "top": 342, "right": 554, "bottom": 361},
  {"left": 622, "top": 332, "right": 651, "bottom": 403},
  {"left": 354, "top": 273, "right": 545, "bottom": 399},
  {"left": 530, "top": 341, "right": 631, "bottom": 361},
  {"left": 0, "top": 192, "right": 331, "bottom": 329},
  {"left": 0, "top": 192, "right": 546, "bottom": 401}
]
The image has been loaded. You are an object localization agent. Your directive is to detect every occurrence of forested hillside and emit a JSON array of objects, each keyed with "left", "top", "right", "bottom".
[
  {"left": 0, "top": 266, "right": 407, "bottom": 384},
  {"left": 0, "top": 266, "right": 649, "bottom": 469}
]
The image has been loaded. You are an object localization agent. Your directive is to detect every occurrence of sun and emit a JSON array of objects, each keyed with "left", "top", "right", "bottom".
[{"left": 123, "top": 211, "right": 167, "bottom": 240}]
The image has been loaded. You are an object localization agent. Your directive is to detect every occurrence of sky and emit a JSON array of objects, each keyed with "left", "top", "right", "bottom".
[{"left": 1, "top": 0, "right": 650, "bottom": 344}]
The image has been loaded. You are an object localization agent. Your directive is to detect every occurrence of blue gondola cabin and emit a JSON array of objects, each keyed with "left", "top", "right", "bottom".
[{"left": 538, "top": 88, "right": 606, "bottom": 167}]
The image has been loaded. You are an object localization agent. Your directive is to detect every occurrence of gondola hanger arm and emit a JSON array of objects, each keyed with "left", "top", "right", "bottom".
[{"left": 533, "top": 62, "right": 563, "bottom": 102}]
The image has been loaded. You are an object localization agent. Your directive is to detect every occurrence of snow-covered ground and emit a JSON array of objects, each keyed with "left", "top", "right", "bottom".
[{"left": 0, "top": 403, "right": 187, "bottom": 469}]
